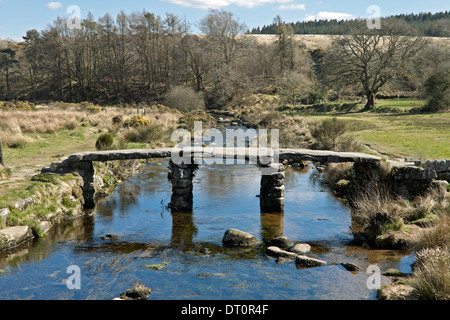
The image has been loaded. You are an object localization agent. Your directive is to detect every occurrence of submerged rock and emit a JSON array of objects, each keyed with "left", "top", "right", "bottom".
[
  {"left": 295, "top": 255, "right": 326, "bottom": 268},
  {"left": 196, "top": 273, "right": 227, "bottom": 278},
  {"left": 340, "top": 263, "right": 360, "bottom": 272},
  {"left": 119, "top": 281, "right": 152, "bottom": 300},
  {"left": 101, "top": 233, "right": 120, "bottom": 240},
  {"left": 222, "top": 229, "right": 259, "bottom": 247},
  {"left": 382, "top": 268, "right": 408, "bottom": 277}
]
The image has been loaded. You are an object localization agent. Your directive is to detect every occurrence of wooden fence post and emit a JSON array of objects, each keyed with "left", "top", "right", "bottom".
[{"left": 0, "top": 140, "right": 5, "bottom": 166}]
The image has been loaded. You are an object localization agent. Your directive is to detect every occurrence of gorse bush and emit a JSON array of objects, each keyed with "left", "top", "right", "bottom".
[
  {"left": 123, "top": 115, "right": 151, "bottom": 128},
  {"left": 0, "top": 101, "right": 35, "bottom": 110}
]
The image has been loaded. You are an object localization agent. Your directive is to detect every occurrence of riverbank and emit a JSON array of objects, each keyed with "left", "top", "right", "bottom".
[
  {"left": 0, "top": 159, "right": 143, "bottom": 251},
  {"left": 323, "top": 160, "right": 450, "bottom": 300}
]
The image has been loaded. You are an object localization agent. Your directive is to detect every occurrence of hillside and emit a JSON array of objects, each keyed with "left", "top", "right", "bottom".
[
  {"left": 249, "top": 34, "right": 450, "bottom": 50},
  {"left": 252, "top": 11, "right": 450, "bottom": 37}
]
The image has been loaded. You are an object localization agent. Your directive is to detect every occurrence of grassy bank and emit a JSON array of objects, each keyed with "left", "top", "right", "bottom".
[
  {"left": 276, "top": 98, "right": 450, "bottom": 160},
  {"left": 0, "top": 103, "right": 182, "bottom": 217}
]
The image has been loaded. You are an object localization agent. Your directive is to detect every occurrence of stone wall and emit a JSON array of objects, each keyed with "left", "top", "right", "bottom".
[
  {"left": 422, "top": 159, "right": 450, "bottom": 181},
  {"left": 352, "top": 162, "right": 443, "bottom": 200}
]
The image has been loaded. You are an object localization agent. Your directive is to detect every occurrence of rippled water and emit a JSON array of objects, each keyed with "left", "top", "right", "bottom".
[{"left": 0, "top": 160, "right": 414, "bottom": 300}]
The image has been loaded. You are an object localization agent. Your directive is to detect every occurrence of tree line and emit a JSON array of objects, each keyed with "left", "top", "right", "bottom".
[
  {"left": 251, "top": 11, "right": 450, "bottom": 37},
  {"left": 0, "top": 9, "right": 314, "bottom": 106},
  {"left": 0, "top": 9, "right": 448, "bottom": 111}
]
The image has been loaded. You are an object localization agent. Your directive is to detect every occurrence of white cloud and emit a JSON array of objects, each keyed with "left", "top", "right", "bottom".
[
  {"left": 46, "top": 2, "right": 63, "bottom": 10},
  {"left": 305, "top": 11, "right": 354, "bottom": 21},
  {"left": 278, "top": 4, "right": 306, "bottom": 10},
  {"left": 163, "top": 0, "right": 294, "bottom": 9}
]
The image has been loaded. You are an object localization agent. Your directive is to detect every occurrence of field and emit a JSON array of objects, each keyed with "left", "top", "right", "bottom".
[
  {"left": 279, "top": 98, "right": 450, "bottom": 160},
  {"left": 0, "top": 105, "right": 180, "bottom": 206}
]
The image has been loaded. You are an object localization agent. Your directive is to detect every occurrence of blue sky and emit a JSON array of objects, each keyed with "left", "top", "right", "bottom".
[{"left": 0, "top": 0, "right": 449, "bottom": 40}]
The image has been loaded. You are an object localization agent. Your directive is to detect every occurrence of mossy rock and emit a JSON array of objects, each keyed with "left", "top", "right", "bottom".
[{"left": 382, "top": 268, "right": 408, "bottom": 277}]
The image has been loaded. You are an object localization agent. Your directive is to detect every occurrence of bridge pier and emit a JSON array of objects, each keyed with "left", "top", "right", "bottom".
[
  {"left": 168, "top": 160, "right": 195, "bottom": 212},
  {"left": 72, "top": 161, "right": 96, "bottom": 209},
  {"left": 260, "top": 163, "right": 285, "bottom": 213}
]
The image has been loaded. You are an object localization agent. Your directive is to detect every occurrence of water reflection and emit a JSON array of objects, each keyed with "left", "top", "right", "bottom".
[{"left": 171, "top": 212, "right": 197, "bottom": 251}]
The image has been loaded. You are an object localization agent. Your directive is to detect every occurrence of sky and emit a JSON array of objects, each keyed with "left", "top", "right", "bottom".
[{"left": 0, "top": 0, "right": 449, "bottom": 41}]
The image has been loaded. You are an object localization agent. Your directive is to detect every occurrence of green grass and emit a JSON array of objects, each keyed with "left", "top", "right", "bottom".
[
  {"left": 375, "top": 98, "right": 426, "bottom": 110},
  {"left": 3, "top": 128, "right": 89, "bottom": 166},
  {"left": 289, "top": 99, "right": 450, "bottom": 160},
  {"left": 345, "top": 113, "right": 450, "bottom": 159}
]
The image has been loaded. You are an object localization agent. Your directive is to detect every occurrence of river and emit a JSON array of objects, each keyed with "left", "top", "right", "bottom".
[{"left": 0, "top": 159, "right": 414, "bottom": 300}]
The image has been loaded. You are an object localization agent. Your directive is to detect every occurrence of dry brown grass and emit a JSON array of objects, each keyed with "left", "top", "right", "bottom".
[
  {"left": 0, "top": 104, "right": 182, "bottom": 150},
  {"left": 410, "top": 246, "right": 450, "bottom": 300},
  {"left": 240, "top": 110, "right": 313, "bottom": 148}
]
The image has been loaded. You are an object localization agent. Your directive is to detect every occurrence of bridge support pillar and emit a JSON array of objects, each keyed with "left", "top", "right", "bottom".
[
  {"left": 168, "top": 160, "right": 195, "bottom": 212},
  {"left": 260, "top": 163, "right": 285, "bottom": 213},
  {"left": 73, "top": 161, "right": 96, "bottom": 209}
]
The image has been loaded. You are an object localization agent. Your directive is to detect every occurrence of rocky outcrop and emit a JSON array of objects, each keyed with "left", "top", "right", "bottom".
[
  {"left": 222, "top": 229, "right": 259, "bottom": 247},
  {"left": 0, "top": 226, "right": 34, "bottom": 251}
]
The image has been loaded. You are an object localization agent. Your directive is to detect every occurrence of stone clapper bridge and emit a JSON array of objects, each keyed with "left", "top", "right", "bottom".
[{"left": 42, "top": 147, "right": 381, "bottom": 212}]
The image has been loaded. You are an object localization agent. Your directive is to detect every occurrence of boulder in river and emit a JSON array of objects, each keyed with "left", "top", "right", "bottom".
[
  {"left": 268, "top": 236, "right": 294, "bottom": 250},
  {"left": 289, "top": 243, "right": 311, "bottom": 255},
  {"left": 222, "top": 228, "right": 259, "bottom": 247},
  {"left": 295, "top": 255, "right": 326, "bottom": 268},
  {"left": 119, "top": 281, "right": 152, "bottom": 300},
  {"left": 265, "top": 246, "right": 298, "bottom": 260}
]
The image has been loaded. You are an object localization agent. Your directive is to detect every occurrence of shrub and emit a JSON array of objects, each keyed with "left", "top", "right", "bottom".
[
  {"left": 123, "top": 115, "right": 151, "bottom": 128},
  {"left": 120, "top": 124, "right": 165, "bottom": 144},
  {"left": 310, "top": 118, "right": 361, "bottom": 152},
  {"left": 421, "top": 71, "right": 450, "bottom": 113},
  {"left": 95, "top": 133, "right": 114, "bottom": 151},
  {"left": 165, "top": 86, "right": 205, "bottom": 113},
  {"left": 0, "top": 101, "right": 34, "bottom": 110}
]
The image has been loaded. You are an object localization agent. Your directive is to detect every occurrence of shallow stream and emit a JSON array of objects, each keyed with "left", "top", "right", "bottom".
[{"left": 0, "top": 160, "right": 414, "bottom": 300}]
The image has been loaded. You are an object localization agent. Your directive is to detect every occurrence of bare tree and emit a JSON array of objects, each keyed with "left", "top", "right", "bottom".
[
  {"left": 324, "top": 19, "right": 427, "bottom": 110},
  {"left": 199, "top": 9, "right": 248, "bottom": 107}
]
